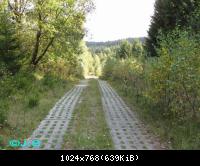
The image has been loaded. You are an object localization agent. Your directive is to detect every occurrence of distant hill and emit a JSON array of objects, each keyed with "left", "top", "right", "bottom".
[{"left": 86, "top": 37, "right": 146, "bottom": 48}]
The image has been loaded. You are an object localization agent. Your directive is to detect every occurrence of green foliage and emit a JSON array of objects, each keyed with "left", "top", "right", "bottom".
[
  {"left": 0, "top": 71, "right": 36, "bottom": 99},
  {"left": 93, "top": 55, "right": 102, "bottom": 76},
  {"left": 78, "top": 42, "right": 104, "bottom": 77},
  {"left": 28, "top": 95, "right": 40, "bottom": 108},
  {"left": 39, "top": 56, "right": 75, "bottom": 79},
  {"left": 42, "top": 74, "right": 58, "bottom": 88},
  {"left": 28, "top": 0, "right": 93, "bottom": 66},
  {"left": 116, "top": 40, "right": 132, "bottom": 59},
  {"left": 87, "top": 38, "right": 145, "bottom": 50},
  {"left": 103, "top": 57, "right": 143, "bottom": 98},
  {"left": 79, "top": 43, "right": 95, "bottom": 77},
  {"left": 102, "top": 57, "right": 117, "bottom": 79},
  {"left": 115, "top": 39, "right": 144, "bottom": 59},
  {"left": 14, "top": 72, "right": 36, "bottom": 91},
  {"left": 102, "top": 28, "right": 200, "bottom": 149},
  {"left": 0, "top": 9, "right": 21, "bottom": 74},
  {"left": 146, "top": 0, "right": 199, "bottom": 56},
  {"left": 131, "top": 39, "right": 144, "bottom": 57},
  {"left": 0, "top": 0, "right": 93, "bottom": 149},
  {"left": 0, "top": 0, "right": 94, "bottom": 70},
  {"left": 0, "top": 103, "right": 8, "bottom": 126},
  {"left": 104, "top": 28, "right": 200, "bottom": 120},
  {"left": 188, "top": 2, "right": 200, "bottom": 34},
  {"left": 147, "top": 29, "right": 200, "bottom": 119}
]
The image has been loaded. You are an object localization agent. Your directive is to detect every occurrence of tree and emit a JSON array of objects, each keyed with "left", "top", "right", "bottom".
[
  {"left": 146, "top": 0, "right": 199, "bottom": 56},
  {"left": 148, "top": 29, "right": 200, "bottom": 119},
  {"left": 188, "top": 2, "right": 200, "bottom": 34},
  {"left": 5, "top": 0, "right": 94, "bottom": 68},
  {"left": 30, "top": 0, "right": 92, "bottom": 67},
  {"left": 131, "top": 39, "right": 144, "bottom": 57},
  {"left": 7, "top": 0, "right": 30, "bottom": 23},
  {"left": 0, "top": 8, "right": 21, "bottom": 75},
  {"left": 117, "top": 40, "right": 132, "bottom": 59},
  {"left": 78, "top": 42, "right": 95, "bottom": 77},
  {"left": 93, "top": 55, "right": 102, "bottom": 76}
]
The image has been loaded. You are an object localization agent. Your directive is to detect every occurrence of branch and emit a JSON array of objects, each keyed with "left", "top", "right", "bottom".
[
  {"left": 8, "top": 0, "right": 21, "bottom": 16},
  {"left": 35, "top": 37, "right": 55, "bottom": 65}
]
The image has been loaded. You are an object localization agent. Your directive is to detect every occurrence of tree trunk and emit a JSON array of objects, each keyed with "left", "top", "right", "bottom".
[
  {"left": 34, "top": 37, "right": 55, "bottom": 65},
  {"left": 31, "top": 30, "right": 41, "bottom": 67}
]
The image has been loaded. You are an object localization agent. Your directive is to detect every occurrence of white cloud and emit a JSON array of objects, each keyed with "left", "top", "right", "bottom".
[{"left": 84, "top": 0, "right": 156, "bottom": 42}]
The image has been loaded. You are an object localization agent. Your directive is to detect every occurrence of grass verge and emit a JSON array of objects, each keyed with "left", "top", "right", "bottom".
[
  {"left": 108, "top": 79, "right": 200, "bottom": 149},
  {"left": 0, "top": 73, "right": 78, "bottom": 150},
  {"left": 62, "top": 79, "right": 113, "bottom": 150}
]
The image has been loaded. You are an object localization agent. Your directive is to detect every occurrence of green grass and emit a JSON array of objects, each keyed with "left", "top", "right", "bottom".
[
  {"left": 108, "top": 79, "right": 200, "bottom": 150},
  {"left": 0, "top": 73, "right": 78, "bottom": 150},
  {"left": 63, "top": 79, "right": 113, "bottom": 150}
]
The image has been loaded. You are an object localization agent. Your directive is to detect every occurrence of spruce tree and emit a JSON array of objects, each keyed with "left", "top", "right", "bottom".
[
  {"left": 0, "top": 9, "right": 21, "bottom": 75},
  {"left": 146, "top": 0, "right": 198, "bottom": 57}
]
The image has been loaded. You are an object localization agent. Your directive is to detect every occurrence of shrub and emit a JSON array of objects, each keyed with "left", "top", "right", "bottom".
[
  {"left": 0, "top": 75, "right": 13, "bottom": 98},
  {"left": 103, "top": 28, "right": 200, "bottom": 121},
  {"left": 42, "top": 74, "right": 57, "bottom": 88},
  {"left": 14, "top": 72, "right": 35, "bottom": 90},
  {"left": 103, "top": 57, "right": 143, "bottom": 97},
  {"left": 147, "top": 29, "right": 200, "bottom": 119},
  {"left": 102, "top": 57, "right": 117, "bottom": 79}
]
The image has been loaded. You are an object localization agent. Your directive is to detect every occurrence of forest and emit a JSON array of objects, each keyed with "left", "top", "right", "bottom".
[{"left": 0, "top": 0, "right": 200, "bottom": 150}]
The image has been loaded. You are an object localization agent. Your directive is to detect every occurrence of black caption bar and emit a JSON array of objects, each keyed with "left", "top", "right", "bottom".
[{"left": 0, "top": 150, "right": 199, "bottom": 165}]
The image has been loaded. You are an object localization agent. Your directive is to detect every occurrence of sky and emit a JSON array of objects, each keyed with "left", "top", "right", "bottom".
[{"left": 84, "top": 0, "right": 156, "bottom": 42}]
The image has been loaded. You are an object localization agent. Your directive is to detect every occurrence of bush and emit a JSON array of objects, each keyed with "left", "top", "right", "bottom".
[
  {"left": 101, "top": 28, "right": 200, "bottom": 149},
  {"left": 102, "top": 57, "right": 117, "bottom": 79},
  {"left": 147, "top": 29, "right": 200, "bottom": 119},
  {"left": 103, "top": 57, "right": 143, "bottom": 97},
  {"left": 103, "top": 28, "right": 200, "bottom": 121},
  {"left": 79, "top": 50, "right": 95, "bottom": 77},
  {"left": 0, "top": 76, "right": 14, "bottom": 98},
  {"left": 38, "top": 57, "right": 73, "bottom": 80},
  {"left": 42, "top": 74, "right": 57, "bottom": 88},
  {"left": 0, "top": 71, "right": 36, "bottom": 99},
  {"left": 14, "top": 72, "right": 36, "bottom": 90}
]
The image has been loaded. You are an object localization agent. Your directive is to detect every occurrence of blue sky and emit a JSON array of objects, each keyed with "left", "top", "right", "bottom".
[{"left": 84, "top": 0, "right": 156, "bottom": 42}]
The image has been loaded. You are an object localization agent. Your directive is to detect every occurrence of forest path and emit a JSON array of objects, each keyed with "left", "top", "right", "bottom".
[
  {"left": 21, "top": 79, "right": 162, "bottom": 150},
  {"left": 21, "top": 80, "right": 88, "bottom": 150},
  {"left": 99, "top": 80, "right": 162, "bottom": 150}
]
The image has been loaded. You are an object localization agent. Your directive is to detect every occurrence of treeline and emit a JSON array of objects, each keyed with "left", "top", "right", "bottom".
[
  {"left": 87, "top": 37, "right": 145, "bottom": 53},
  {"left": 100, "top": 0, "right": 200, "bottom": 149}
]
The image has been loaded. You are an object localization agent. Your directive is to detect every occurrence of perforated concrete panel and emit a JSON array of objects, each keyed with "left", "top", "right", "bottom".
[
  {"left": 99, "top": 80, "right": 161, "bottom": 150},
  {"left": 22, "top": 80, "right": 88, "bottom": 150}
]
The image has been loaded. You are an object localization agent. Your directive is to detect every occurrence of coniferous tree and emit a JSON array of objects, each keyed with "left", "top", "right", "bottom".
[
  {"left": 117, "top": 40, "right": 132, "bottom": 59},
  {"left": 146, "top": 0, "right": 199, "bottom": 56},
  {"left": 0, "top": 9, "right": 21, "bottom": 75}
]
